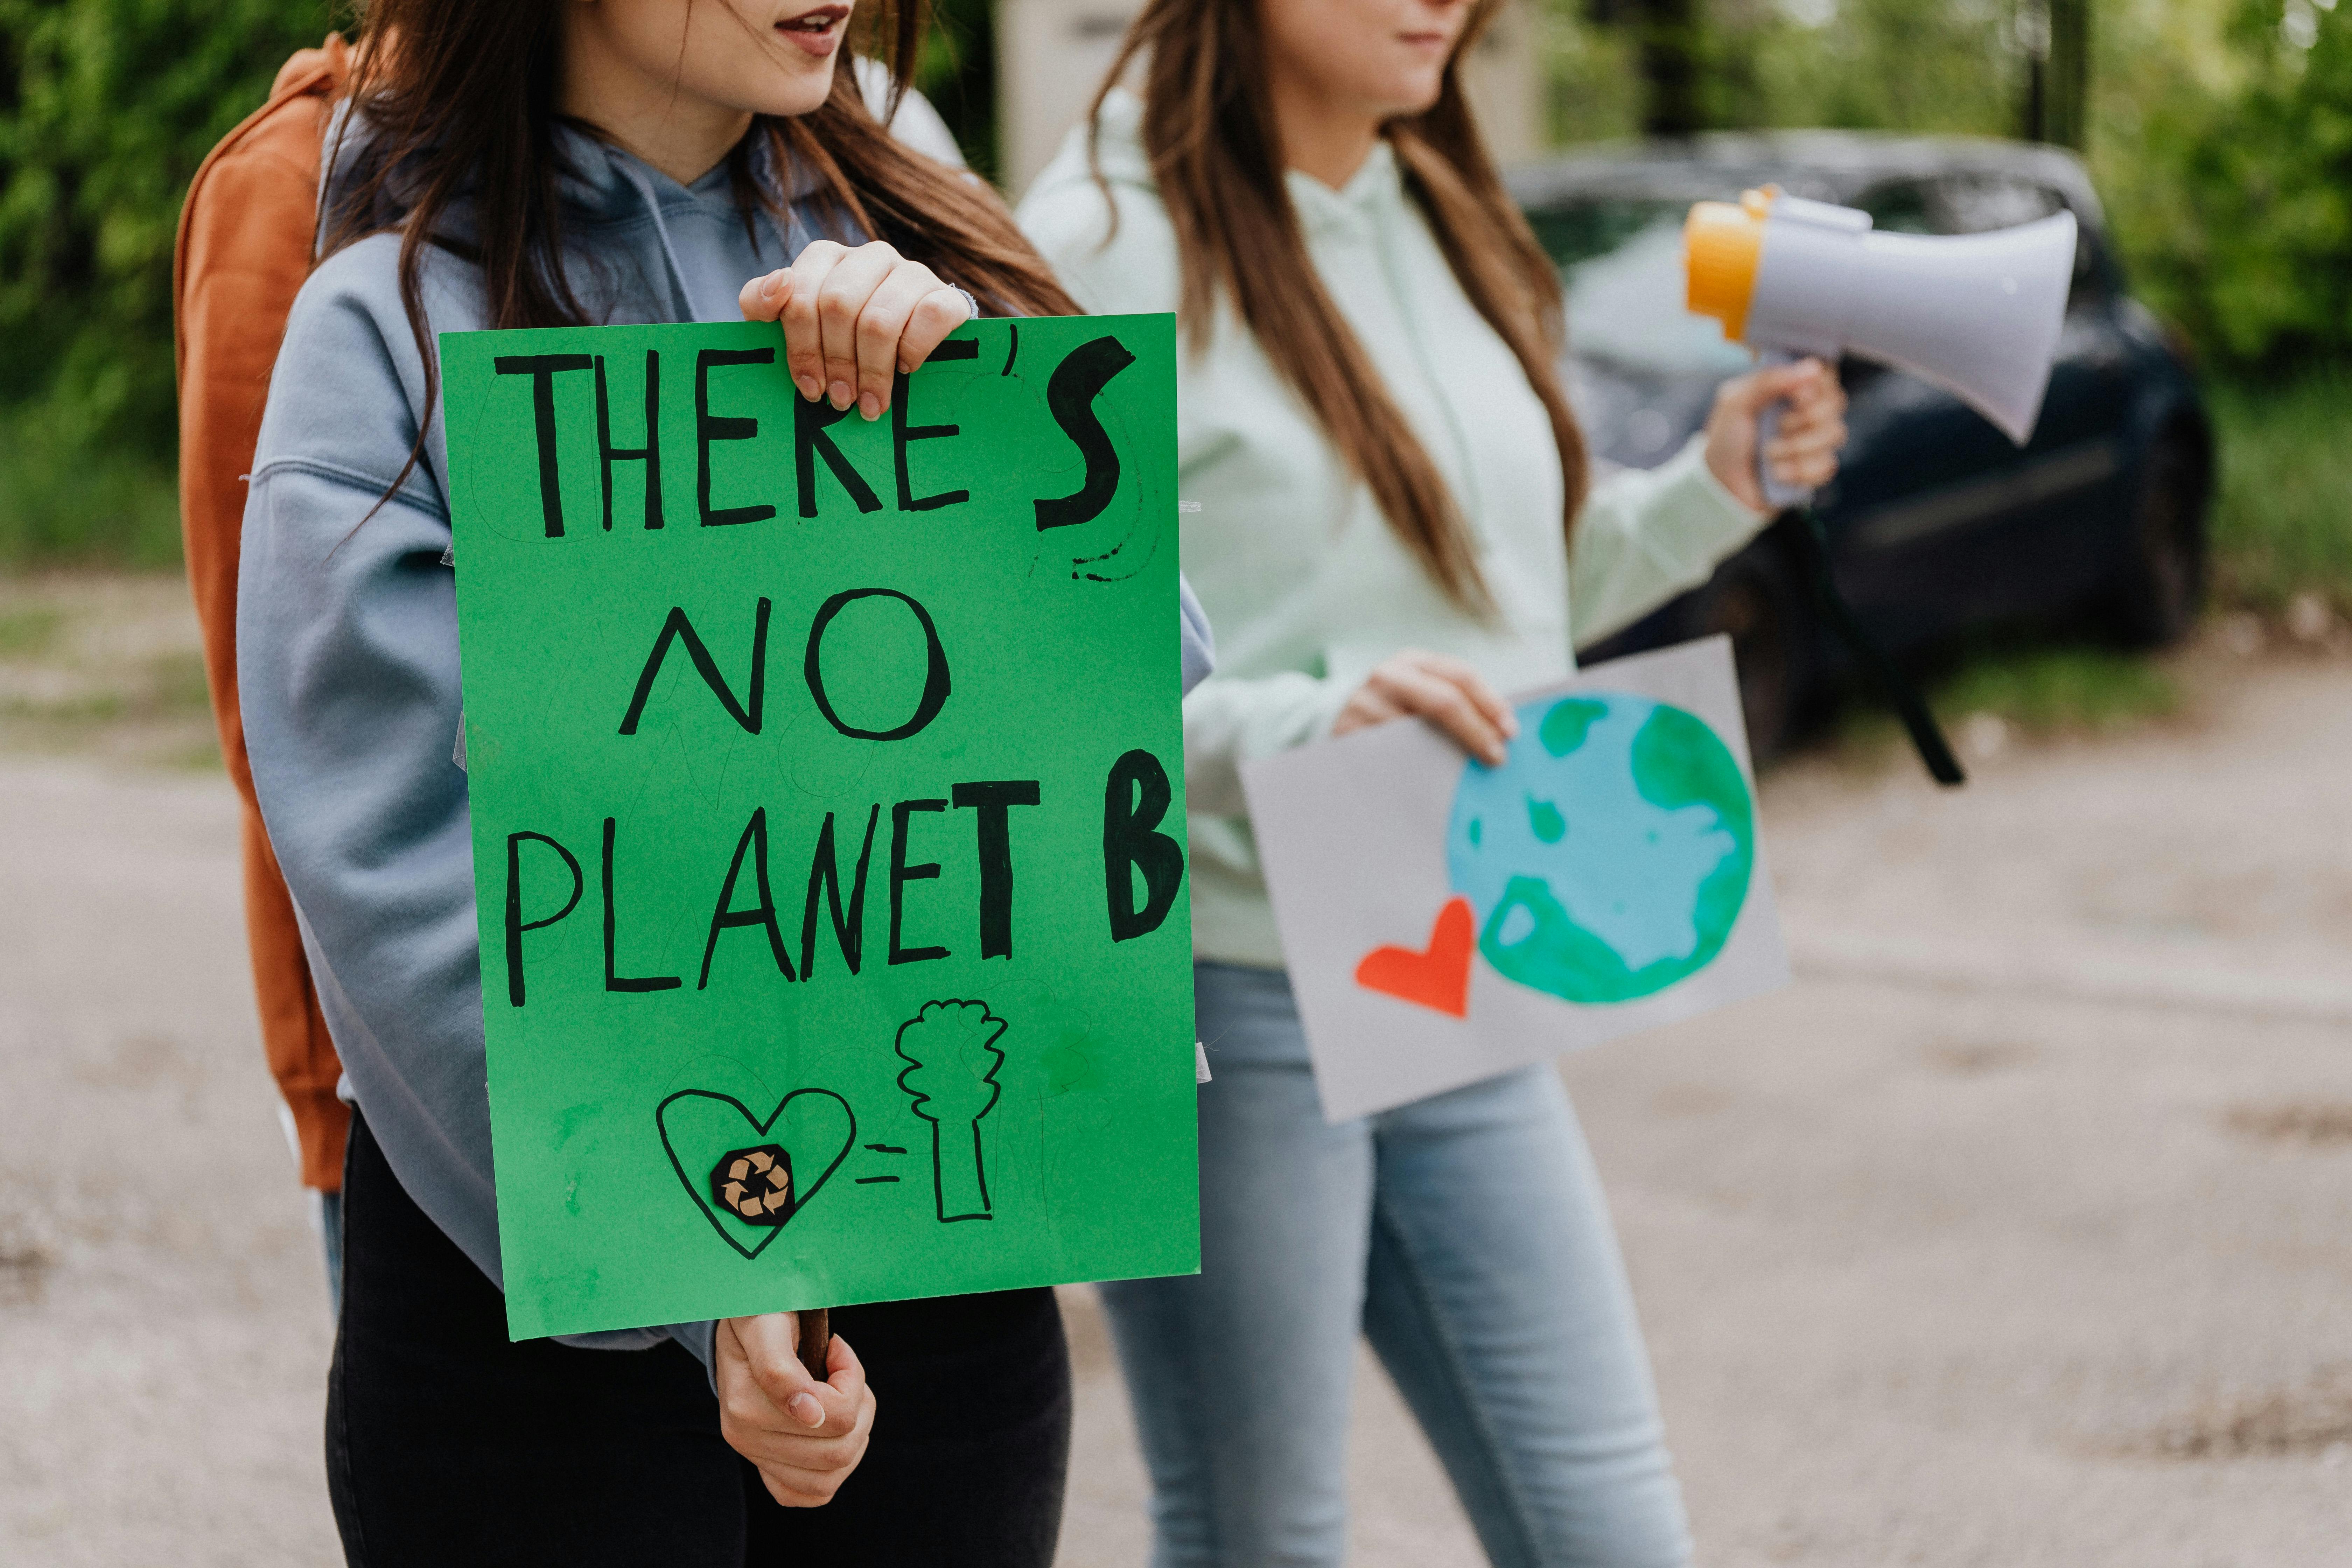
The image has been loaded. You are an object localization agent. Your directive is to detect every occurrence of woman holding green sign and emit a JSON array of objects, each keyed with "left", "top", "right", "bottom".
[
  {"left": 234, "top": 1, "right": 1201, "bottom": 1564},
  {"left": 1018, "top": 0, "right": 1847, "bottom": 1562}
]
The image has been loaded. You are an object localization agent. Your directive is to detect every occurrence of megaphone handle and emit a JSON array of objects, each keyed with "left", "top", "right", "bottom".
[
  {"left": 1789, "top": 507, "right": 1967, "bottom": 788},
  {"left": 1755, "top": 350, "right": 1815, "bottom": 511}
]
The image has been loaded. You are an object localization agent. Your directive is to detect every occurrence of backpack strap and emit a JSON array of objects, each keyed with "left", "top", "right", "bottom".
[{"left": 174, "top": 35, "right": 354, "bottom": 1192}]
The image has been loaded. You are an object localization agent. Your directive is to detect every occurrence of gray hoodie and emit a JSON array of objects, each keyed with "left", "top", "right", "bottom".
[{"left": 238, "top": 120, "right": 1212, "bottom": 1370}]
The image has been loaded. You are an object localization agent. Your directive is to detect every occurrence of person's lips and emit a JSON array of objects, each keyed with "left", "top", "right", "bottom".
[{"left": 775, "top": 3, "right": 850, "bottom": 58}]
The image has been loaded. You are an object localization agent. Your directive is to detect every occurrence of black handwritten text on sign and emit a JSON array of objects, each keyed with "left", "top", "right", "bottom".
[{"left": 440, "top": 315, "right": 1196, "bottom": 1342}]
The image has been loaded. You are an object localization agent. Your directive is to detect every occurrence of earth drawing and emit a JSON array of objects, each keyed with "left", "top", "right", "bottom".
[{"left": 1442, "top": 691, "right": 1754, "bottom": 1006}]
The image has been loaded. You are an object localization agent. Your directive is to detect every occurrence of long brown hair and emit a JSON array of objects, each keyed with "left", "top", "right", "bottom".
[
  {"left": 1090, "top": 0, "right": 1586, "bottom": 612},
  {"left": 326, "top": 0, "right": 1077, "bottom": 496}
]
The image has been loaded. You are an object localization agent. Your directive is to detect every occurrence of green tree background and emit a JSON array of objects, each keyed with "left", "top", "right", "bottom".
[
  {"left": 0, "top": 0, "right": 338, "bottom": 562},
  {"left": 0, "top": 0, "right": 2342, "bottom": 564}
]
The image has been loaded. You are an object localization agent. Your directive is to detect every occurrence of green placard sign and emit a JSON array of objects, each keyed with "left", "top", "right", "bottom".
[{"left": 440, "top": 314, "right": 1195, "bottom": 1341}]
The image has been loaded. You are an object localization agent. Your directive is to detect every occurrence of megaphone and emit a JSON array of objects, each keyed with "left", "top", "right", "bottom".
[
  {"left": 1675, "top": 187, "right": 2074, "bottom": 790},
  {"left": 1685, "top": 188, "right": 2077, "bottom": 507}
]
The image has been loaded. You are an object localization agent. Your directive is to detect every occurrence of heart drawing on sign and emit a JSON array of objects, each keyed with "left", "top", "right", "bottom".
[
  {"left": 1353, "top": 896, "right": 1475, "bottom": 1018},
  {"left": 656, "top": 1088, "right": 856, "bottom": 1260}
]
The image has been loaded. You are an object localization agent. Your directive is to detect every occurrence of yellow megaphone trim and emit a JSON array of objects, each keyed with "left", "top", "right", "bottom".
[{"left": 1683, "top": 187, "right": 1775, "bottom": 344}]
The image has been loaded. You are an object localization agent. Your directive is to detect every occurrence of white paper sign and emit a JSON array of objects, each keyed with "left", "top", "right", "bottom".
[{"left": 1240, "top": 636, "right": 1788, "bottom": 1121}]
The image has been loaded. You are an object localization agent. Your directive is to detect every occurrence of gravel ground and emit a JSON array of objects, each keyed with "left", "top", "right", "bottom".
[{"left": 3, "top": 588, "right": 2348, "bottom": 1565}]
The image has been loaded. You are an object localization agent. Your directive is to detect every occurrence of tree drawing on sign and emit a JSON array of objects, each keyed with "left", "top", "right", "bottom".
[{"left": 893, "top": 1000, "right": 1007, "bottom": 1223}]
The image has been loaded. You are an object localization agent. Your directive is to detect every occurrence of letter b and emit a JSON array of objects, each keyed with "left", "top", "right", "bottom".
[{"left": 1104, "top": 749, "right": 1183, "bottom": 942}]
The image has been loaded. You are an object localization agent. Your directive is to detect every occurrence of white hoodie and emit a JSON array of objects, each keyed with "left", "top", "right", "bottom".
[{"left": 1018, "top": 90, "right": 1766, "bottom": 968}]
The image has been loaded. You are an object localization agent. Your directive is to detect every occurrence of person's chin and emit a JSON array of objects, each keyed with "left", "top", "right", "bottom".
[
  {"left": 1372, "top": 62, "right": 1448, "bottom": 115},
  {"left": 751, "top": 58, "right": 840, "bottom": 119},
  {"left": 1383, "top": 82, "right": 1446, "bottom": 119}
]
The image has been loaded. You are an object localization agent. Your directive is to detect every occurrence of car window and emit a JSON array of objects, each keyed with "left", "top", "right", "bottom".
[
  {"left": 1861, "top": 174, "right": 2060, "bottom": 236},
  {"left": 1859, "top": 179, "right": 1939, "bottom": 235},
  {"left": 1526, "top": 199, "right": 1757, "bottom": 379},
  {"left": 1933, "top": 174, "right": 2064, "bottom": 234},
  {"left": 1861, "top": 175, "right": 2100, "bottom": 308},
  {"left": 1524, "top": 199, "right": 1689, "bottom": 272}
]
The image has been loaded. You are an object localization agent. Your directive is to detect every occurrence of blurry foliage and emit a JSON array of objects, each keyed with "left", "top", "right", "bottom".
[
  {"left": 2095, "top": 0, "right": 2352, "bottom": 371},
  {"left": 1932, "top": 641, "right": 2182, "bottom": 732},
  {"left": 0, "top": 408, "right": 177, "bottom": 565},
  {"left": 917, "top": 0, "right": 1000, "bottom": 181},
  {"left": 0, "top": 601, "right": 60, "bottom": 652},
  {"left": 0, "top": 0, "right": 335, "bottom": 564},
  {"left": 1839, "top": 638, "right": 2179, "bottom": 756},
  {"left": 2206, "top": 368, "right": 2352, "bottom": 614},
  {"left": 1540, "top": 0, "right": 2018, "bottom": 145},
  {"left": 0, "top": 0, "right": 337, "bottom": 458},
  {"left": 1721, "top": 0, "right": 2018, "bottom": 137},
  {"left": 1544, "top": 13, "right": 1646, "bottom": 142}
]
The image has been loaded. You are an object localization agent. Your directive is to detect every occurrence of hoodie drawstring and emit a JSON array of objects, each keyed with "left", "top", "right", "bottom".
[{"left": 611, "top": 160, "right": 704, "bottom": 324}]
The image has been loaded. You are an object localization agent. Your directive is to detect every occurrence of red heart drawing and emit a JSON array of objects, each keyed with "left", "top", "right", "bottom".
[{"left": 1354, "top": 896, "right": 1475, "bottom": 1018}]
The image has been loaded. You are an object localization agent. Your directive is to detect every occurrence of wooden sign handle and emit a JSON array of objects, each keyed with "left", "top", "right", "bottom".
[{"left": 796, "top": 1307, "right": 831, "bottom": 1380}]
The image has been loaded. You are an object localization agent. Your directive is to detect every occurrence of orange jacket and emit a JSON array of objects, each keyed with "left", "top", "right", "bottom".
[{"left": 173, "top": 38, "right": 352, "bottom": 1191}]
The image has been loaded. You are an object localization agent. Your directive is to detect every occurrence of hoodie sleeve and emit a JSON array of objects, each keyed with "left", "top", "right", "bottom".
[
  {"left": 238, "top": 243, "right": 715, "bottom": 1373},
  {"left": 1178, "top": 575, "right": 1215, "bottom": 696},
  {"left": 1177, "top": 670, "right": 1349, "bottom": 819},
  {"left": 1568, "top": 436, "right": 1768, "bottom": 651}
]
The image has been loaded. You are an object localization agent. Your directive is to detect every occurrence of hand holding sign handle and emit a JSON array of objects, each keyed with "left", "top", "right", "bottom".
[{"left": 718, "top": 1311, "right": 874, "bottom": 1506}]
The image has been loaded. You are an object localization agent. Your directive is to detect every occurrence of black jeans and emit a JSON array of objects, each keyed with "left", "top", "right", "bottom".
[{"left": 326, "top": 1112, "right": 1071, "bottom": 1567}]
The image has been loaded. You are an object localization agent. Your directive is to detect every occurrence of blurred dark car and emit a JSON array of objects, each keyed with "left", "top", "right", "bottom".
[{"left": 1510, "top": 133, "right": 2213, "bottom": 758}]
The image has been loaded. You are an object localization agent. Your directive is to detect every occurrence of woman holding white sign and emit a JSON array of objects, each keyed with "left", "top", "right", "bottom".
[
  {"left": 1018, "top": 0, "right": 1846, "bottom": 1561},
  {"left": 233, "top": 1, "right": 1214, "bottom": 1563}
]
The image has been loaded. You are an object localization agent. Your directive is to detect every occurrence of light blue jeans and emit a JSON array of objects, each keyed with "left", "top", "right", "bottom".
[
  {"left": 1100, "top": 962, "right": 1692, "bottom": 1568},
  {"left": 316, "top": 1188, "right": 344, "bottom": 1315}
]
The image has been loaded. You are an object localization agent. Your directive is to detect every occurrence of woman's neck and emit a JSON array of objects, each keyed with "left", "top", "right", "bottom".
[
  {"left": 560, "top": 23, "right": 755, "bottom": 186},
  {"left": 1266, "top": 68, "right": 1384, "bottom": 191}
]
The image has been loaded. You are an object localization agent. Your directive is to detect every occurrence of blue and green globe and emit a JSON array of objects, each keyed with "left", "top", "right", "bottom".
[{"left": 1444, "top": 692, "right": 1754, "bottom": 1005}]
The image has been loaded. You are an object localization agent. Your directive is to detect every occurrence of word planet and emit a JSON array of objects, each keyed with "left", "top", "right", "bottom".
[{"left": 1443, "top": 692, "right": 1753, "bottom": 1006}]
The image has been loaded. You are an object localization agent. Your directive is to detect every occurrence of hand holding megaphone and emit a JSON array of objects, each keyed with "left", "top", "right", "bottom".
[
  {"left": 1700, "top": 357, "right": 1847, "bottom": 513},
  {"left": 1685, "top": 187, "right": 2078, "bottom": 507}
]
